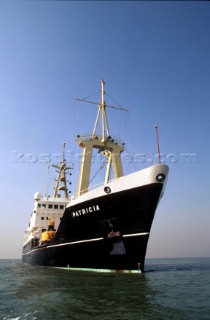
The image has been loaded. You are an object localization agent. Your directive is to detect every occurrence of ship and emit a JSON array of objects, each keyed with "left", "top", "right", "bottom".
[{"left": 22, "top": 80, "right": 169, "bottom": 273}]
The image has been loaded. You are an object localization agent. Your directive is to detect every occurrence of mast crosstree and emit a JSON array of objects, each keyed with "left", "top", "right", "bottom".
[{"left": 76, "top": 80, "right": 126, "bottom": 196}]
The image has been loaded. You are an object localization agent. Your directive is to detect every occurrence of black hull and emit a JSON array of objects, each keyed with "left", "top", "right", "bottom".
[{"left": 22, "top": 182, "right": 163, "bottom": 272}]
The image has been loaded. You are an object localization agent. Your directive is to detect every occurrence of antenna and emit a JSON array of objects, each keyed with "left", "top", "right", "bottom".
[
  {"left": 75, "top": 80, "right": 128, "bottom": 142},
  {"left": 155, "top": 125, "right": 161, "bottom": 164},
  {"left": 62, "top": 140, "right": 66, "bottom": 162},
  {"left": 44, "top": 165, "right": 50, "bottom": 197}
]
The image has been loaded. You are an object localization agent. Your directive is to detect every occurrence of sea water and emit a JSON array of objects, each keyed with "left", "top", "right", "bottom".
[{"left": 0, "top": 258, "right": 209, "bottom": 320}]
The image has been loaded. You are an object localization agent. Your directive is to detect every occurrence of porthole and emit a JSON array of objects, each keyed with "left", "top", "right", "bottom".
[{"left": 104, "top": 186, "right": 111, "bottom": 194}]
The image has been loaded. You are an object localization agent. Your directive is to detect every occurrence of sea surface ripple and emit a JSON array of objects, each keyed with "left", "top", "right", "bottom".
[{"left": 0, "top": 258, "right": 210, "bottom": 320}]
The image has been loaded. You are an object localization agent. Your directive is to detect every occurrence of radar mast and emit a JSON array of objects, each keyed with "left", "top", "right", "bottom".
[{"left": 76, "top": 80, "right": 126, "bottom": 196}]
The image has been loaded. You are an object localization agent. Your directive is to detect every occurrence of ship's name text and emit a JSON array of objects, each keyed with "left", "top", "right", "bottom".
[{"left": 72, "top": 205, "right": 100, "bottom": 217}]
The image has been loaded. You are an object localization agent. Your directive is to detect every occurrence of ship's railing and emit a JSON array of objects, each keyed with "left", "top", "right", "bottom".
[
  {"left": 76, "top": 133, "right": 125, "bottom": 147},
  {"left": 71, "top": 178, "right": 115, "bottom": 201}
]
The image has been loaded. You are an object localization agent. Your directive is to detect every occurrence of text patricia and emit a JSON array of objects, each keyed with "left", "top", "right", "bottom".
[{"left": 72, "top": 205, "right": 100, "bottom": 217}]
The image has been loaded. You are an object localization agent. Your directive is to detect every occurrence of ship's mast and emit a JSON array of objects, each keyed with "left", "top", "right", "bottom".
[
  {"left": 92, "top": 80, "right": 110, "bottom": 142},
  {"left": 53, "top": 141, "right": 71, "bottom": 199},
  {"left": 76, "top": 80, "right": 126, "bottom": 196}
]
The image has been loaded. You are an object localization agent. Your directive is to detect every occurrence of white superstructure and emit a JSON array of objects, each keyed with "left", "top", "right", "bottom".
[
  {"left": 23, "top": 195, "right": 69, "bottom": 246},
  {"left": 23, "top": 142, "right": 72, "bottom": 247}
]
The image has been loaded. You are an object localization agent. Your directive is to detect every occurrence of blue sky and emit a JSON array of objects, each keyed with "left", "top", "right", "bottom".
[{"left": 0, "top": 1, "right": 210, "bottom": 259}]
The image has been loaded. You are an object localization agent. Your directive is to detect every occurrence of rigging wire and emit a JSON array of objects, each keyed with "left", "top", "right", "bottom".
[
  {"left": 81, "top": 90, "right": 101, "bottom": 101},
  {"left": 106, "top": 91, "right": 127, "bottom": 111},
  {"left": 89, "top": 161, "right": 106, "bottom": 184}
]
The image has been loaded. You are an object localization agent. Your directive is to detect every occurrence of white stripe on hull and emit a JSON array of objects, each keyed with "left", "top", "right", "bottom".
[
  {"left": 122, "top": 232, "right": 149, "bottom": 238},
  {"left": 54, "top": 266, "right": 142, "bottom": 274},
  {"left": 22, "top": 232, "right": 149, "bottom": 255}
]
